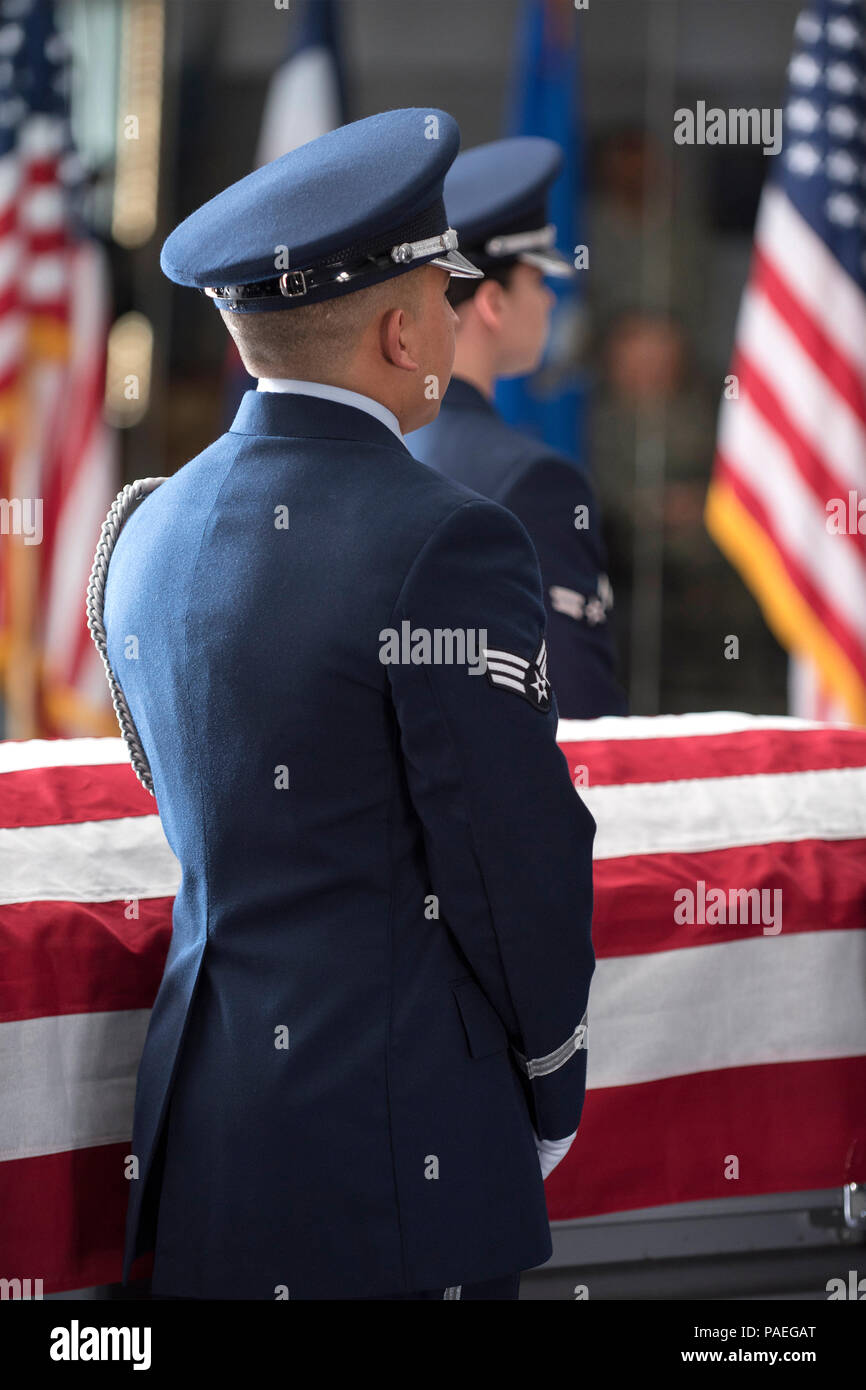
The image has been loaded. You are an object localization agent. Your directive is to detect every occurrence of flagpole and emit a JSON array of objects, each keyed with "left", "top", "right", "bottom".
[{"left": 628, "top": 0, "right": 678, "bottom": 715}]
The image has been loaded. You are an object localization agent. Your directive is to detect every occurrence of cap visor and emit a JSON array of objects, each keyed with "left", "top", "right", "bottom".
[
  {"left": 429, "top": 248, "right": 484, "bottom": 278},
  {"left": 519, "top": 248, "right": 575, "bottom": 278}
]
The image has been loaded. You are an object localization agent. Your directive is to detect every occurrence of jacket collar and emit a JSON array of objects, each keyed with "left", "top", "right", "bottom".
[
  {"left": 229, "top": 389, "right": 412, "bottom": 456},
  {"left": 441, "top": 376, "right": 498, "bottom": 415}
]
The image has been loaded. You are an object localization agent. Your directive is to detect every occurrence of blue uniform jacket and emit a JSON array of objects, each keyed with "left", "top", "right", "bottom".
[
  {"left": 412, "top": 377, "right": 628, "bottom": 719},
  {"left": 103, "top": 388, "right": 596, "bottom": 1300}
]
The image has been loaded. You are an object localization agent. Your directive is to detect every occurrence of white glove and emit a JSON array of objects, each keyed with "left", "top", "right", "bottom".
[{"left": 533, "top": 1128, "right": 577, "bottom": 1180}]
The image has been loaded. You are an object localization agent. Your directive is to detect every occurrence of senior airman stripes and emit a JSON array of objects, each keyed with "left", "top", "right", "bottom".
[{"left": 483, "top": 637, "right": 551, "bottom": 711}]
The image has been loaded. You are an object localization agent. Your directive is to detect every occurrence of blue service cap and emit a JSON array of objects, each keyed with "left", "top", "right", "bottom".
[
  {"left": 160, "top": 108, "right": 483, "bottom": 312},
  {"left": 442, "top": 136, "right": 574, "bottom": 279}
]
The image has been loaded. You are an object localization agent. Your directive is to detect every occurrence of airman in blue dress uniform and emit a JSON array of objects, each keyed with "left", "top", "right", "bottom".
[
  {"left": 92, "top": 109, "right": 596, "bottom": 1301},
  {"left": 411, "top": 137, "right": 628, "bottom": 720}
]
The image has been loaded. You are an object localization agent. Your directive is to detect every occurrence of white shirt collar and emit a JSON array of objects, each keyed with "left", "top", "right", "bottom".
[{"left": 256, "top": 377, "right": 405, "bottom": 445}]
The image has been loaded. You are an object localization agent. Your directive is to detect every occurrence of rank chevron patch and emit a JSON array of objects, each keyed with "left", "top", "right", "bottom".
[{"left": 482, "top": 638, "right": 551, "bottom": 712}]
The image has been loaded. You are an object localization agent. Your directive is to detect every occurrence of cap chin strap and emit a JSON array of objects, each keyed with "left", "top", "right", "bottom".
[{"left": 484, "top": 223, "right": 557, "bottom": 258}]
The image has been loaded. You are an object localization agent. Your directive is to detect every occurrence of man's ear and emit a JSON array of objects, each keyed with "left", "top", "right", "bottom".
[
  {"left": 381, "top": 306, "right": 420, "bottom": 373},
  {"left": 472, "top": 277, "right": 506, "bottom": 334}
]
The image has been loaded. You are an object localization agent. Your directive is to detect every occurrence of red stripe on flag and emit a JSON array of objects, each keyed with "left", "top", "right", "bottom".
[
  {"left": 0, "top": 897, "right": 171, "bottom": 1023},
  {"left": 24, "top": 157, "right": 63, "bottom": 185},
  {"left": 752, "top": 247, "right": 866, "bottom": 429},
  {"left": 0, "top": 361, "right": 21, "bottom": 393},
  {"left": 592, "top": 839, "right": 866, "bottom": 958},
  {"left": 4, "top": 847, "right": 862, "bottom": 1020},
  {"left": 6, "top": 723, "right": 865, "bottom": 836},
  {"left": 23, "top": 297, "right": 68, "bottom": 320},
  {"left": 734, "top": 346, "right": 866, "bottom": 562},
  {"left": 25, "top": 228, "right": 68, "bottom": 256},
  {"left": 558, "top": 726, "right": 866, "bottom": 786},
  {"left": 4, "top": 1061, "right": 863, "bottom": 1289},
  {"left": 0, "top": 1143, "right": 154, "bottom": 1294},
  {"left": 546, "top": 1055, "right": 866, "bottom": 1220},
  {"left": 0, "top": 762, "right": 155, "bottom": 829}
]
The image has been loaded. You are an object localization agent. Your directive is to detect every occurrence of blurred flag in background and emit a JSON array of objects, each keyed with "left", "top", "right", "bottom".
[
  {"left": 706, "top": 0, "right": 866, "bottom": 725},
  {"left": 495, "top": 0, "right": 586, "bottom": 463},
  {"left": 221, "top": 0, "right": 347, "bottom": 424},
  {"left": 0, "top": 0, "right": 117, "bottom": 739}
]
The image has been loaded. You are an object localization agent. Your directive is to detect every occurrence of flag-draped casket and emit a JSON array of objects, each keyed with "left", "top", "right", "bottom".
[{"left": 1, "top": 712, "right": 864, "bottom": 1292}]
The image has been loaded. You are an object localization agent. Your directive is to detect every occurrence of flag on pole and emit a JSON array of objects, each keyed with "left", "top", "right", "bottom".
[
  {"left": 221, "top": 0, "right": 347, "bottom": 423},
  {"left": 0, "top": 0, "right": 118, "bottom": 739},
  {"left": 254, "top": 0, "right": 346, "bottom": 168},
  {"left": 495, "top": 0, "right": 585, "bottom": 461},
  {"left": 706, "top": 0, "right": 866, "bottom": 725}
]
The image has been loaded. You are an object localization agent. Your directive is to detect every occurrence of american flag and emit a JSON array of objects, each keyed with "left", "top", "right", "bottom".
[
  {"left": 0, "top": 714, "right": 863, "bottom": 1292},
  {"left": 706, "top": 0, "right": 866, "bottom": 726},
  {"left": 0, "top": 0, "right": 118, "bottom": 740}
]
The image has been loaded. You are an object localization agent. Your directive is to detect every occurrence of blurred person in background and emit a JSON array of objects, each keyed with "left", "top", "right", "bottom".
[
  {"left": 413, "top": 137, "right": 627, "bottom": 720},
  {"left": 585, "top": 127, "right": 780, "bottom": 711}
]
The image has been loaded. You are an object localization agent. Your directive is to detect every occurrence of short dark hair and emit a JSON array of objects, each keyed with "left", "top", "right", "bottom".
[
  {"left": 447, "top": 260, "right": 517, "bottom": 311},
  {"left": 217, "top": 268, "right": 427, "bottom": 378}
]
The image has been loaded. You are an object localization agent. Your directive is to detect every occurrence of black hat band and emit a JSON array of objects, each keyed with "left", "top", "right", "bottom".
[{"left": 203, "top": 200, "right": 458, "bottom": 311}]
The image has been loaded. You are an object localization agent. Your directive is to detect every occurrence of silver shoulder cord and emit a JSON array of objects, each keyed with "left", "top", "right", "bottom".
[{"left": 85, "top": 477, "right": 168, "bottom": 797}]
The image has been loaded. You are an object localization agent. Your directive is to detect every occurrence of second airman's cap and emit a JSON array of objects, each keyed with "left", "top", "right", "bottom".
[
  {"left": 442, "top": 136, "right": 574, "bottom": 279},
  {"left": 160, "top": 108, "right": 482, "bottom": 312}
]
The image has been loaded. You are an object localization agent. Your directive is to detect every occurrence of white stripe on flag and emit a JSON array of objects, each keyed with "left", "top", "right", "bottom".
[
  {"left": 3, "top": 765, "right": 865, "bottom": 902},
  {"left": 0, "top": 816, "right": 180, "bottom": 905},
  {"left": 2, "top": 930, "right": 863, "bottom": 1160},
  {"left": 0, "top": 718, "right": 843, "bottom": 779},
  {"left": 0, "top": 738, "right": 130, "bottom": 773},
  {"left": 0, "top": 1009, "right": 151, "bottom": 1161},
  {"left": 556, "top": 712, "right": 840, "bottom": 742},
  {"left": 756, "top": 184, "right": 866, "bottom": 378},
  {"left": 579, "top": 766, "right": 866, "bottom": 859},
  {"left": 736, "top": 283, "right": 866, "bottom": 493},
  {"left": 588, "top": 928, "right": 866, "bottom": 1088}
]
